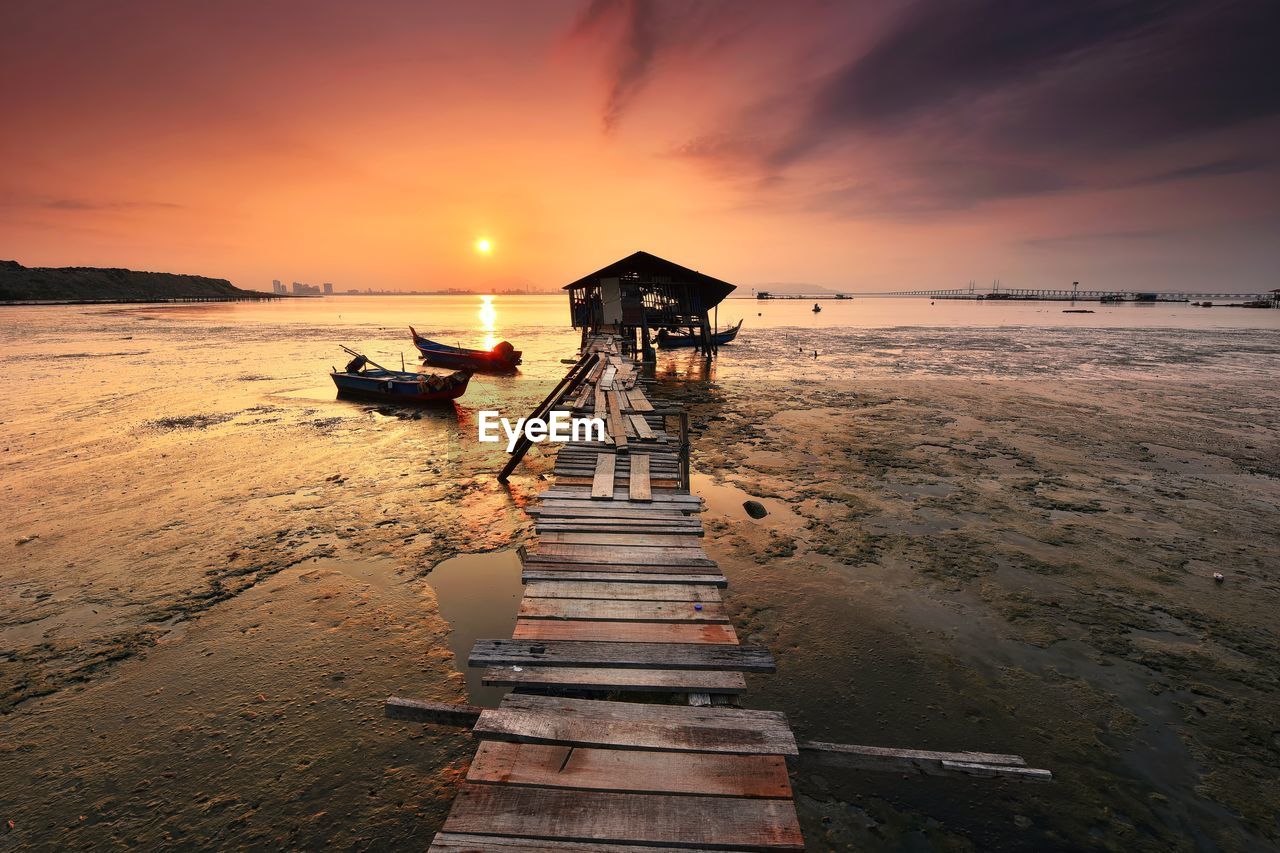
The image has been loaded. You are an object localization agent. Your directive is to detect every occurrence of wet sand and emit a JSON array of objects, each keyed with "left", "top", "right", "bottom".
[
  {"left": 0, "top": 303, "right": 558, "bottom": 847},
  {"left": 2, "top": 300, "right": 1278, "bottom": 850}
]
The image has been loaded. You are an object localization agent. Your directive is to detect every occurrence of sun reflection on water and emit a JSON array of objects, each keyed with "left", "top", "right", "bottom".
[{"left": 479, "top": 295, "right": 498, "bottom": 350}]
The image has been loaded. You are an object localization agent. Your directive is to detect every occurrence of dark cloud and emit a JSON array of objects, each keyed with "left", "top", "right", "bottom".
[
  {"left": 1002, "top": 0, "right": 1280, "bottom": 151},
  {"left": 569, "top": 0, "right": 659, "bottom": 132},
  {"left": 1021, "top": 228, "right": 1177, "bottom": 249},
  {"left": 1130, "top": 156, "right": 1273, "bottom": 186},
  {"left": 567, "top": 0, "right": 793, "bottom": 132},
  {"left": 807, "top": 0, "right": 1183, "bottom": 133},
  {"left": 775, "top": 0, "right": 1280, "bottom": 178},
  {"left": 576, "top": 0, "right": 1280, "bottom": 215},
  {"left": 0, "top": 194, "right": 183, "bottom": 212},
  {"left": 803, "top": 159, "right": 1076, "bottom": 217}
]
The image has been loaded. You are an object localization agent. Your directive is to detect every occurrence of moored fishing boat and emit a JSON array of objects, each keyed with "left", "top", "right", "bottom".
[
  {"left": 655, "top": 318, "right": 743, "bottom": 348},
  {"left": 409, "top": 326, "right": 521, "bottom": 372},
  {"left": 331, "top": 348, "right": 470, "bottom": 403}
]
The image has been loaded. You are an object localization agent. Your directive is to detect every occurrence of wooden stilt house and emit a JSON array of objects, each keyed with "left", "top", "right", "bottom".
[{"left": 564, "top": 251, "right": 737, "bottom": 358}]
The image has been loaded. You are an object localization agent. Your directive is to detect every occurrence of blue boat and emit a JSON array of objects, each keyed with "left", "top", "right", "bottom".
[
  {"left": 331, "top": 349, "right": 470, "bottom": 404},
  {"left": 655, "top": 319, "right": 743, "bottom": 348},
  {"left": 410, "top": 326, "right": 521, "bottom": 372}
]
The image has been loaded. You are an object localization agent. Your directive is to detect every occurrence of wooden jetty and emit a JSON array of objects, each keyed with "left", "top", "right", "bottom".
[
  {"left": 386, "top": 334, "right": 1051, "bottom": 850},
  {"left": 874, "top": 285, "right": 1273, "bottom": 303}
]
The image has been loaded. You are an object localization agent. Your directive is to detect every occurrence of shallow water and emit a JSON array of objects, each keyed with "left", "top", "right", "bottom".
[
  {"left": 1, "top": 295, "right": 1278, "bottom": 850},
  {"left": 422, "top": 550, "right": 522, "bottom": 707}
]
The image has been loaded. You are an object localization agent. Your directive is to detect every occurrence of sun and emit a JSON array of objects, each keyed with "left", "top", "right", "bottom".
[{"left": 474, "top": 237, "right": 493, "bottom": 255}]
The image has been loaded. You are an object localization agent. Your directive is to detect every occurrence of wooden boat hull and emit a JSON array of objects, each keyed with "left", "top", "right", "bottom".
[
  {"left": 657, "top": 319, "right": 743, "bottom": 348},
  {"left": 331, "top": 368, "right": 471, "bottom": 403},
  {"left": 411, "top": 326, "right": 522, "bottom": 372}
]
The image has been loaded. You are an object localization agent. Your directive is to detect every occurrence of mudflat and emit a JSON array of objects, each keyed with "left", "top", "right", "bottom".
[
  {"left": 665, "top": 377, "right": 1279, "bottom": 851},
  {"left": 2, "top": 300, "right": 1278, "bottom": 850}
]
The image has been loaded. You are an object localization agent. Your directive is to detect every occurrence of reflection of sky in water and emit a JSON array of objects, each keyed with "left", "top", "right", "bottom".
[{"left": 478, "top": 295, "right": 497, "bottom": 351}]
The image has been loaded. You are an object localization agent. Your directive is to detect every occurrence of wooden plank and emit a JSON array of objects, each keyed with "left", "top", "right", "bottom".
[
  {"left": 799, "top": 741, "right": 1052, "bottom": 782},
  {"left": 558, "top": 444, "right": 672, "bottom": 456},
  {"left": 440, "top": 783, "right": 798, "bottom": 845},
  {"left": 539, "top": 490, "right": 701, "bottom": 504},
  {"left": 523, "top": 581, "right": 723, "bottom": 601},
  {"left": 535, "top": 516, "right": 693, "bottom": 525},
  {"left": 517, "top": 571, "right": 721, "bottom": 584},
  {"left": 520, "top": 598, "right": 729, "bottom": 623},
  {"left": 938, "top": 761, "right": 1054, "bottom": 782},
  {"left": 538, "top": 532, "right": 703, "bottom": 548},
  {"left": 628, "top": 393, "right": 654, "bottom": 412},
  {"left": 430, "top": 833, "right": 752, "bottom": 852},
  {"left": 482, "top": 666, "right": 747, "bottom": 694},
  {"left": 513, "top": 619, "right": 739, "bottom": 645},
  {"left": 590, "top": 454, "right": 616, "bottom": 499},
  {"left": 519, "top": 558, "right": 721, "bottom": 571},
  {"left": 556, "top": 476, "right": 677, "bottom": 489},
  {"left": 525, "top": 560, "right": 719, "bottom": 574},
  {"left": 469, "top": 640, "right": 775, "bottom": 673},
  {"left": 556, "top": 451, "right": 677, "bottom": 464},
  {"left": 525, "top": 547, "right": 713, "bottom": 566},
  {"left": 473, "top": 694, "right": 796, "bottom": 756},
  {"left": 529, "top": 506, "right": 695, "bottom": 519},
  {"left": 554, "top": 463, "right": 680, "bottom": 477},
  {"left": 536, "top": 524, "right": 703, "bottom": 537},
  {"left": 521, "top": 562, "right": 724, "bottom": 576},
  {"left": 533, "top": 521, "right": 702, "bottom": 531},
  {"left": 467, "top": 742, "right": 792, "bottom": 799},
  {"left": 384, "top": 696, "right": 481, "bottom": 726},
  {"left": 553, "top": 468, "right": 680, "bottom": 480},
  {"left": 629, "top": 453, "right": 652, "bottom": 501},
  {"left": 537, "top": 505, "right": 697, "bottom": 516},
  {"left": 605, "top": 390, "right": 629, "bottom": 451},
  {"left": 628, "top": 414, "right": 655, "bottom": 440},
  {"left": 522, "top": 572, "right": 727, "bottom": 586}
]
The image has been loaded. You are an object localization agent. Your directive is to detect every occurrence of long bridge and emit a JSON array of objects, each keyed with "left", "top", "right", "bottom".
[
  {"left": 871, "top": 287, "right": 1277, "bottom": 303},
  {"left": 384, "top": 334, "right": 1051, "bottom": 849}
]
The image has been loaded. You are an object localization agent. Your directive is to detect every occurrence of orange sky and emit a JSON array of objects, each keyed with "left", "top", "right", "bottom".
[{"left": 1, "top": 1, "right": 1277, "bottom": 293}]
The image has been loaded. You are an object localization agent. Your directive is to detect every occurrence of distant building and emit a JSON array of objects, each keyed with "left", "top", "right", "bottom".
[
  {"left": 292, "top": 281, "right": 320, "bottom": 295},
  {"left": 323, "top": 282, "right": 333, "bottom": 294},
  {"left": 272, "top": 279, "right": 286, "bottom": 295}
]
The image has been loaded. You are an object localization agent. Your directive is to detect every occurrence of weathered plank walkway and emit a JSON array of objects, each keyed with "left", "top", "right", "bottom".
[
  {"left": 435, "top": 335, "right": 806, "bottom": 850},
  {"left": 393, "top": 334, "right": 1051, "bottom": 849}
]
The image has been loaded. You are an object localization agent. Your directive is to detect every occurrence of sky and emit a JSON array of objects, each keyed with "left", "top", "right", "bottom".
[{"left": 1, "top": 0, "right": 1277, "bottom": 293}]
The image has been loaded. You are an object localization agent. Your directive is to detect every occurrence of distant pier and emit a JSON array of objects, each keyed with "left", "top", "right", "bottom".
[
  {"left": 0, "top": 293, "right": 286, "bottom": 306},
  {"left": 871, "top": 287, "right": 1278, "bottom": 305}
]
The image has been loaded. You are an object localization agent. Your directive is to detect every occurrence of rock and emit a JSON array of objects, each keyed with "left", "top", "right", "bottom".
[{"left": 743, "top": 500, "right": 768, "bottom": 519}]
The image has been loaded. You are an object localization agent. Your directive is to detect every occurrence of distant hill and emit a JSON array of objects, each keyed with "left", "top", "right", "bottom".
[{"left": 0, "top": 259, "right": 264, "bottom": 303}]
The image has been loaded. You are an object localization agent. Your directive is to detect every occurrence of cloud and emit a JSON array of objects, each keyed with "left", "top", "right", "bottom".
[
  {"left": 1129, "top": 156, "right": 1273, "bottom": 187},
  {"left": 568, "top": 0, "right": 659, "bottom": 132},
  {"left": 566, "top": 0, "right": 790, "bottom": 133},
  {"left": 37, "top": 198, "right": 183, "bottom": 211},
  {"left": 796, "top": 0, "right": 1183, "bottom": 142},
  {"left": 1020, "top": 228, "right": 1178, "bottom": 249},
  {"left": 644, "top": 0, "right": 1280, "bottom": 215}
]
